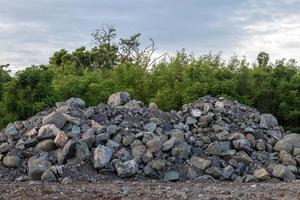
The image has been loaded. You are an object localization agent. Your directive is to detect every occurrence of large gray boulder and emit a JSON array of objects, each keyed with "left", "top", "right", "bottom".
[
  {"left": 65, "top": 97, "right": 86, "bottom": 108},
  {"left": 4, "top": 123, "right": 19, "bottom": 139},
  {"left": 107, "top": 92, "right": 130, "bottom": 106},
  {"left": 28, "top": 157, "right": 52, "bottom": 180},
  {"left": 42, "top": 112, "right": 66, "bottom": 129},
  {"left": 272, "top": 164, "right": 295, "bottom": 181},
  {"left": 274, "top": 133, "right": 300, "bottom": 154},
  {"left": 260, "top": 114, "right": 278, "bottom": 129}
]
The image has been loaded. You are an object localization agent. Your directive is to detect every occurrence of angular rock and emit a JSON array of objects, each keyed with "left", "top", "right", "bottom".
[
  {"left": 260, "top": 114, "right": 278, "bottom": 129},
  {"left": 274, "top": 133, "right": 300, "bottom": 154},
  {"left": 82, "top": 128, "right": 95, "bottom": 148},
  {"left": 131, "top": 140, "right": 146, "bottom": 161},
  {"left": 190, "top": 156, "right": 211, "bottom": 170},
  {"left": 93, "top": 145, "right": 113, "bottom": 169},
  {"left": 115, "top": 160, "right": 138, "bottom": 177},
  {"left": 253, "top": 168, "right": 269, "bottom": 180},
  {"left": 57, "top": 139, "right": 76, "bottom": 164},
  {"left": 42, "top": 112, "right": 66, "bottom": 129},
  {"left": 41, "top": 169, "right": 57, "bottom": 182},
  {"left": 279, "top": 150, "right": 297, "bottom": 166},
  {"left": 146, "top": 138, "right": 162, "bottom": 153},
  {"left": 4, "top": 123, "right": 19, "bottom": 139},
  {"left": 221, "top": 165, "right": 235, "bottom": 180},
  {"left": 164, "top": 171, "right": 180, "bottom": 181},
  {"left": 28, "top": 157, "right": 52, "bottom": 180},
  {"left": 38, "top": 124, "right": 60, "bottom": 140},
  {"left": 107, "top": 92, "right": 130, "bottom": 106},
  {"left": 65, "top": 97, "right": 86, "bottom": 108}
]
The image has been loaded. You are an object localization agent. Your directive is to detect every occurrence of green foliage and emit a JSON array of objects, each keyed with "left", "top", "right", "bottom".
[{"left": 0, "top": 29, "right": 300, "bottom": 133}]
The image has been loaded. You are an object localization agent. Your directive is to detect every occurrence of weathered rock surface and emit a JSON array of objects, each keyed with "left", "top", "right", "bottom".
[{"left": 0, "top": 92, "right": 299, "bottom": 183}]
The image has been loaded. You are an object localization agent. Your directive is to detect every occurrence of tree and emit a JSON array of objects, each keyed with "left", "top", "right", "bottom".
[{"left": 0, "top": 64, "right": 11, "bottom": 99}]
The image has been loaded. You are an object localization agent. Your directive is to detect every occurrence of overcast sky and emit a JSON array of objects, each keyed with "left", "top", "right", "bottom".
[{"left": 1, "top": 0, "right": 300, "bottom": 72}]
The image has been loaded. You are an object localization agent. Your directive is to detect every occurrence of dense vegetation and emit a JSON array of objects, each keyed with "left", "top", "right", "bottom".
[{"left": 0, "top": 27, "right": 299, "bottom": 132}]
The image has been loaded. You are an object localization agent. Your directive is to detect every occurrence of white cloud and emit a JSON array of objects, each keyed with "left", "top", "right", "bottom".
[{"left": 232, "top": 0, "right": 300, "bottom": 62}]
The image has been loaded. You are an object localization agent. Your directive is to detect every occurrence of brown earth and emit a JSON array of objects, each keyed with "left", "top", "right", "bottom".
[{"left": 0, "top": 180, "right": 299, "bottom": 200}]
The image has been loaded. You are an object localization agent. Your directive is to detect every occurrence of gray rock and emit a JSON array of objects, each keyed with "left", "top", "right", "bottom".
[
  {"left": 221, "top": 165, "right": 235, "bottom": 179},
  {"left": 274, "top": 133, "right": 300, "bottom": 154},
  {"left": 147, "top": 159, "right": 166, "bottom": 171},
  {"left": 3, "top": 155, "right": 21, "bottom": 168},
  {"left": 37, "top": 124, "right": 60, "bottom": 140},
  {"left": 171, "top": 142, "right": 190, "bottom": 159},
  {"left": 71, "top": 125, "right": 81, "bottom": 136},
  {"left": 146, "top": 138, "right": 162, "bottom": 153},
  {"left": 279, "top": 150, "right": 297, "bottom": 166},
  {"left": 57, "top": 139, "right": 76, "bottom": 164},
  {"left": 185, "top": 117, "right": 197, "bottom": 125},
  {"left": 163, "top": 137, "right": 178, "bottom": 151},
  {"left": 107, "top": 92, "right": 130, "bottom": 106},
  {"left": 42, "top": 112, "right": 66, "bottom": 129},
  {"left": 144, "top": 122, "right": 157, "bottom": 133},
  {"left": 164, "top": 171, "right": 180, "bottom": 181},
  {"left": 82, "top": 128, "right": 95, "bottom": 148},
  {"left": 93, "top": 145, "right": 113, "bottom": 168},
  {"left": 41, "top": 169, "right": 57, "bottom": 182},
  {"left": 4, "top": 123, "right": 18, "bottom": 139},
  {"left": 205, "top": 142, "right": 223, "bottom": 156},
  {"left": 0, "top": 142, "right": 10, "bottom": 154},
  {"left": 65, "top": 97, "right": 86, "bottom": 108},
  {"left": 28, "top": 157, "right": 52, "bottom": 180},
  {"left": 131, "top": 140, "right": 146, "bottom": 161},
  {"left": 272, "top": 164, "right": 295, "bottom": 181},
  {"left": 115, "top": 160, "right": 138, "bottom": 177},
  {"left": 191, "top": 109, "right": 202, "bottom": 118},
  {"left": 205, "top": 167, "right": 221, "bottom": 178},
  {"left": 260, "top": 114, "right": 278, "bottom": 129},
  {"left": 35, "top": 139, "right": 57, "bottom": 152},
  {"left": 190, "top": 156, "right": 211, "bottom": 170},
  {"left": 106, "top": 140, "right": 120, "bottom": 152}
]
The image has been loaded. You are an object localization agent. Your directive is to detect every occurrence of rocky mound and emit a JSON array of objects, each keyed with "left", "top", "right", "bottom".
[{"left": 0, "top": 92, "right": 300, "bottom": 183}]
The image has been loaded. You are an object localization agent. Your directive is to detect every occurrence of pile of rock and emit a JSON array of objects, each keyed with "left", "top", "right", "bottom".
[{"left": 0, "top": 92, "right": 300, "bottom": 183}]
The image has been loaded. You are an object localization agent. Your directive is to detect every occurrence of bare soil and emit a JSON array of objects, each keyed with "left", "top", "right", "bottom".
[{"left": 0, "top": 180, "right": 299, "bottom": 200}]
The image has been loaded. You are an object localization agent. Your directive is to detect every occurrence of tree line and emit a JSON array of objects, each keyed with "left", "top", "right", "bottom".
[{"left": 0, "top": 27, "right": 299, "bottom": 132}]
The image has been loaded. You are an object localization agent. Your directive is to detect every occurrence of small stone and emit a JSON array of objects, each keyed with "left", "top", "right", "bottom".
[
  {"left": 61, "top": 177, "right": 72, "bottom": 185},
  {"left": 171, "top": 142, "right": 190, "bottom": 159},
  {"left": 190, "top": 156, "right": 211, "bottom": 170},
  {"left": 41, "top": 169, "right": 57, "bottom": 182},
  {"left": 205, "top": 167, "right": 221, "bottom": 178},
  {"left": 93, "top": 145, "right": 113, "bottom": 169},
  {"left": 147, "top": 159, "right": 165, "bottom": 171},
  {"left": 3, "top": 155, "right": 21, "bottom": 168},
  {"left": 191, "top": 109, "right": 202, "bottom": 118},
  {"left": 221, "top": 165, "right": 235, "bottom": 180},
  {"left": 106, "top": 140, "right": 120, "bottom": 152},
  {"left": 144, "top": 122, "right": 157, "bottom": 133},
  {"left": 253, "top": 168, "right": 269, "bottom": 180},
  {"left": 146, "top": 138, "right": 162, "bottom": 153},
  {"left": 185, "top": 117, "right": 197, "bottom": 125},
  {"left": 71, "top": 125, "right": 81, "bottom": 135},
  {"left": 164, "top": 171, "right": 180, "bottom": 181},
  {"left": 42, "top": 112, "right": 66, "bottom": 129},
  {"left": 115, "top": 160, "right": 138, "bottom": 177}
]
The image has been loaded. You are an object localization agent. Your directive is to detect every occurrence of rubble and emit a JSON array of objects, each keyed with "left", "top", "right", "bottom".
[{"left": 0, "top": 92, "right": 299, "bottom": 183}]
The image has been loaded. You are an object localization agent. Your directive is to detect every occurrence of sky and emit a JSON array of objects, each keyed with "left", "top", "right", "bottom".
[{"left": 1, "top": 0, "right": 300, "bottom": 73}]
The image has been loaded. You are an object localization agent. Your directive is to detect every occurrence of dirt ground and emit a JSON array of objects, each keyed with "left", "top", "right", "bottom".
[{"left": 0, "top": 180, "right": 299, "bottom": 200}]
